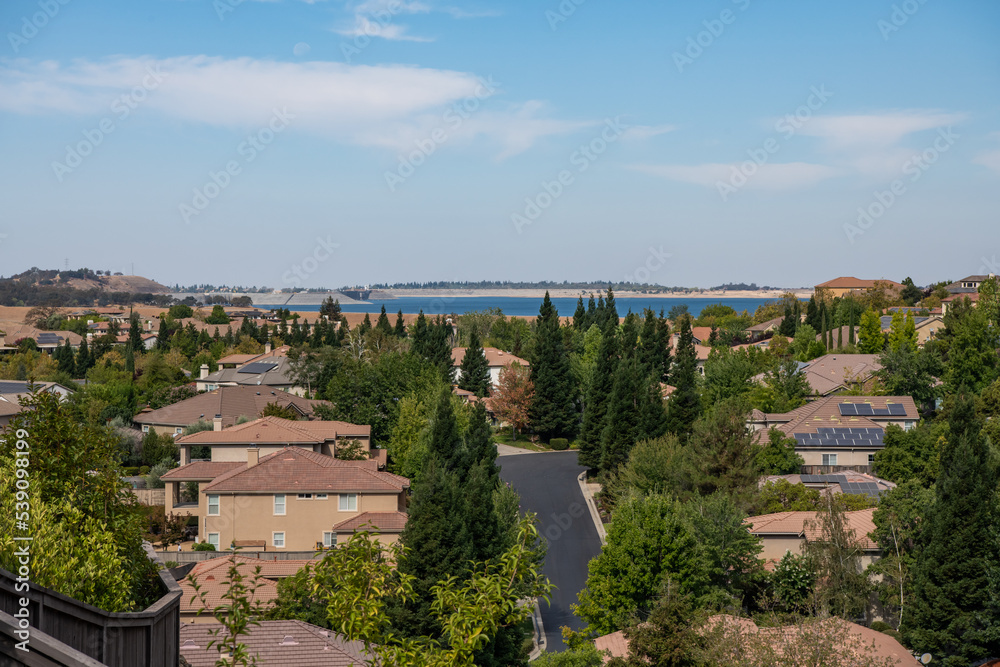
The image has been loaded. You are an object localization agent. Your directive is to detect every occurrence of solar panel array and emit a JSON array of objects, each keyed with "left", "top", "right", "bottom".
[
  {"left": 0, "top": 381, "right": 33, "bottom": 394},
  {"left": 36, "top": 333, "right": 61, "bottom": 346},
  {"left": 839, "top": 481, "right": 882, "bottom": 497},
  {"left": 800, "top": 474, "right": 848, "bottom": 484},
  {"left": 838, "top": 403, "right": 907, "bottom": 417},
  {"left": 237, "top": 362, "right": 279, "bottom": 375},
  {"left": 794, "top": 427, "right": 884, "bottom": 448}
]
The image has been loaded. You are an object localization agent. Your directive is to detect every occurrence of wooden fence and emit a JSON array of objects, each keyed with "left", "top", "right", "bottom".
[
  {"left": 0, "top": 544, "right": 181, "bottom": 667},
  {"left": 129, "top": 488, "right": 165, "bottom": 506}
]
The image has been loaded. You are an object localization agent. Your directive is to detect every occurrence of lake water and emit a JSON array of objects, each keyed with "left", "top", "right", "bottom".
[{"left": 287, "top": 296, "right": 781, "bottom": 318}]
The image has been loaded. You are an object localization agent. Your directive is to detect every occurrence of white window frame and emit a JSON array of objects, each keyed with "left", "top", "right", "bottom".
[
  {"left": 822, "top": 453, "right": 838, "bottom": 467},
  {"left": 272, "top": 532, "right": 285, "bottom": 548},
  {"left": 868, "top": 454, "right": 876, "bottom": 464},
  {"left": 274, "top": 494, "right": 286, "bottom": 515},
  {"left": 297, "top": 493, "right": 313, "bottom": 500},
  {"left": 322, "top": 531, "right": 335, "bottom": 548},
  {"left": 207, "top": 494, "right": 220, "bottom": 516},
  {"left": 141, "top": 425, "right": 150, "bottom": 433},
  {"left": 316, "top": 494, "right": 328, "bottom": 500},
  {"left": 174, "top": 427, "right": 183, "bottom": 436},
  {"left": 339, "top": 494, "right": 357, "bottom": 512},
  {"left": 207, "top": 533, "right": 220, "bottom": 549}
]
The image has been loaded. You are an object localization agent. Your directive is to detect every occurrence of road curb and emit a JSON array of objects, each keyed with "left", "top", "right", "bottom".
[
  {"left": 527, "top": 598, "right": 546, "bottom": 660},
  {"left": 577, "top": 471, "right": 607, "bottom": 545}
]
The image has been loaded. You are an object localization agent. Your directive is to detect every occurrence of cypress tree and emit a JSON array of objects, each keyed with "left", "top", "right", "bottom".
[
  {"left": 426, "top": 387, "right": 468, "bottom": 474},
  {"left": 578, "top": 320, "right": 619, "bottom": 469},
  {"left": 457, "top": 330, "right": 491, "bottom": 398},
  {"left": 375, "top": 305, "right": 392, "bottom": 335},
  {"left": 358, "top": 313, "right": 372, "bottom": 334},
  {"left": 638, "top": 309, "right": 658, "bottom": 370},
  {"left": 411, "top": 311, "right": 429, "bottom": 356},
  {"left": 394, "top": 310, "right": 407, "bottom": 338},
  {"left": 529, "top": 292, "right": 578, "bottom": 442},
  {"left": 904, "top": 394, "right": 1000, "bottom": 662},
  {"left": 599, "top": 356, "right": 661, "bottom": 472},
  {"left": 779, "top": 302, "right": 797, "bottom": 337},
  {"left": 586, "top": 294, "right": 597, "bottom": 329},
  {"left": 75, "top": 338, "right": 92, "bottom": 375},
  {"left": 224, "top": 326, "right": 235, "bottom": 347},
  {"left": 465, "top": 402, "right": 498, "bottom": 480},
  {"left": 837, "top": 323, "right": 843, "bottom": 350},
  {"left": 427, "top": 318, "right": 454, "bottom": 381},
  {"left": 805, "top": 294, "right": 819, "bottom": 330},
  {"left": 573, "top": 297, "right": 586, "bottom": 330},
  {"left": 848, "top": 306, "right": 856, "bottom": 345},
  {"left": 128, "top": 315, "right": 143, "bottom": 353},
  {"left": 156, "top": 318, "right": 169, "bottom": 351},
  {"left": 57, "top": 340, "right": 75, "bottom": 375},
  {"left": 604, "top": 287, "right": 619, "bottom": 329},
  {"left": 664, "top": 315, "right": 701, "bottom": 437},
  {"left": 654, "top": 312, "right": 672, "bottom": 384}
]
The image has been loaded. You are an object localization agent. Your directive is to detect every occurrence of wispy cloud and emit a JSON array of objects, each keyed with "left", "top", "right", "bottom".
[
  {"left": 0, "top": 56, "right": 583, "bottom": 158},
  {"left": 332, "top": 0, "right": 494, "bottom": 42},
  {"left": 622, "top": 124, "right": 676, "bottom": 141}
]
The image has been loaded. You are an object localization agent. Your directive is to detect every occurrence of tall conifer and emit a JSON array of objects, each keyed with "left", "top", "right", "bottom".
[{"left": 529, "top": 292, "right": 577, "bottom": 442}]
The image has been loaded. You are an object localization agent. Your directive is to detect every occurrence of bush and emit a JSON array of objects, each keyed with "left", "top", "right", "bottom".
[
  {"left": 163, "top": 560, "right": 179, "bottom": 568},
  {"left": 138, "top": 465, "right": 150, "bottom": 476},
  {"left": 191, "top": 542, "right": 216, "bottom": 551},
  {"left": 123, "top": 466, "right": 139, "bottom": 476},
  {"left": 870, "top": 620, "right": 904, "bottom": 642},
  {"left": 549, "top": 438, "right": 569, "bottom": 451}
]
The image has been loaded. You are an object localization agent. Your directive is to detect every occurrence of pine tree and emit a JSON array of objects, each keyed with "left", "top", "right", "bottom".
[
  {"left": 604, "top": 287, "right": 619, "bottom": 329},
  {"left": 427, "top": 318, "right": 454, "bottom": 381},
  {"left": 359, "top": 313, "right": 372, "bottom": 334},
  {"left": 578, "top": 320, "right": 620, "bottom": 469},
  {"left": 779, "top": 302, "right": 797, "bottom": 337},
  {"left": 573, "top": 297, "right": 586, "bottom": 330},
  {"left": 57, "top": 340, "right": 75, "bottom": 375},
  {"left": 858, "top": 309, "right": 884, "bottom": 354},
  {"left": 426, "top": 387, "right": 467, "bottom": 474},
  {"left": 529, "top": 292, "right": 578, "bottom": 442},
  {"left": 805, "top": 294, "right": 819, "bottom": 331},
  {"left": 465, "top": 402, "right": 498, "bottom": 481},
  {"left": 665, "top": 316, "right": 701, "bottom": 437},
  {"left": 457, "top": 330, "right": 491, "bottom": 398},
  {"left": 375, "top": 305, "right": 392, "bottom": 335},
  {"left": 393, "top": 310, "right": 407, "bottom": 338},
  {"left": 411, "top": 311, "right": 429, "bottom": 356},
  {"left": 904, "top": 394, "right": 1000, "bottom": 663},
  {"left": 75, "top": 338, "right": 92, "bottom": 375},
  {"left": 599, "top": 356, "right": 665, "bottom": 472},
  {"left": 586, "top": 294, "right": 597, "bottom": 328},
  {"left": 156, "top": 318, "right": 169, "bottom": 351}
]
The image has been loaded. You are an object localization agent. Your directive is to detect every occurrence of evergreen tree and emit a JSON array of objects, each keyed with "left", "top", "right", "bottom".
[
  {"left": 393, "top": 310, "right": 407, "bottom": 338},
  {"left": 529, "top": 292, "right": 578, "bottom": 442},
  {"left": 426, "top": 387, "right": 467, "bottom": 474},
  {"left": 848, "top": 305, "right": 856, "bottom": 345},
  {"left": 427, "top": 318, "right": 454, "bottom": 381},
  {"left": 586, "top": 294, "right": 597, "bottom": 327},
  {"left": 837, "top": 323, "right": 843, "bottom": 350},
  {"left": 128, "top": 315, "right": 143, "bottom": 354},
  {"left": 600, "top": 357, "right": 666, "bottom": 473},
  {"left": 458, "top": 330, "right": 491, "bottom": 398},
  {"left": 779, "top": 302, "right": 797, "bottom": 337},
  {"left": 56, "top": 340, "right": 75, "bottom": 375},
  {"left": 375, "top": 305, "right": 392, "bottom": 335},
  {"left": 578, "top": 320, "right": 619, "bottom": 469},
  {"left": 664, "top": 316, "right": 701, "bottom": 437},
  {"left": 464, "top": 402, "right": 498, "bottom": 481},
  {"left": 319, "top": 296, "right": 342, "bottom": 322},
  {"left": 411, "top": 311, "right": 429, "bottom": 356},
  {"left": 156, "top": 317, "right": 169, "bottom": 351},
  {"left": 604, "top": 287, "right": 619, "bottom": 329},
  {"left": 904, "top": 394, "right": 1000, "bottom": 664},
  {"left": 858, "top": 309, "right": 884, "bottom": 354},
  {"left": 359, "top": 313, "right": 372, "bottom": 335},
  {"left": 805, "top": 294, "right": 819, "bottom": 331},
  {"left": 573, "top": 297, "right": 586, "bottom": 330},
  {"left": 75, "top": 337, "right": 92, "bottom": 375}
]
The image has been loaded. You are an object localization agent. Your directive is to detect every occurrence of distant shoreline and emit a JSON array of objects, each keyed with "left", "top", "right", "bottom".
[{"left": 385, "top": 288, "right": 813, "bottom": 300}]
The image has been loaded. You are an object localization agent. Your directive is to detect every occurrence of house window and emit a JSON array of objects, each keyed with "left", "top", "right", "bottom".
[
  {"left": 207, "top": 533, "right": 220, "bottom": 549},
  {"left": 174, "top": 427, "right": 183, "bottom": 436},
  {"left": 297, "top": 493, "right": 313, "bottom": 500},
  {"left": 208, "top": 495, "right": 219, "bottom": 515},
  {"left": 904, "top": 421, "right": 915, "bottom": 431},
  {"left": 322, "top": 532, "right": 335, "bottom": 548},
  {"left": 273, "top": 532, "right": 285, "bottom": 548},
  {"left": 316, "top": 494, "right": 328, "bottom": 500},
  {"left": 274, "top": 494, "right": 286, "bottom": 515},
  {"left": 339, "top": 494, "right": 357, "bottom": 512},
  {"left": 822, "top": 454, "right": 838, "bottom": 467},
  {"left": 141, "top": 425, "right": 150, "bottom": 433},
  {"left": 868, "top": 454, "right": 876, "bottom": 464}
]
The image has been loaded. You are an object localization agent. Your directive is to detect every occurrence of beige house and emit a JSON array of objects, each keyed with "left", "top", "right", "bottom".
[
  {"left": 195, "top": 345, "right": 305, "bottom": 395},
  {"left": 134, "top": 385, "right": 331, "bottom": 436},
  {"left": 451, "top": 347, "right": 529, "bottom": 386},
  {"left": 814, "top": 277, "right": 904, "bottom": 299},
  {"left": 745, "top": 507, "right": 879, "bottom": 570},
  {"left": 749, "top": 395, "right": 918, "bottom": 474},
  {"left": 174, "top": 415, "right": 371, "bottom": 465},
  {"left": 162, "top": 446, "right": 408, "bottom": 551}
]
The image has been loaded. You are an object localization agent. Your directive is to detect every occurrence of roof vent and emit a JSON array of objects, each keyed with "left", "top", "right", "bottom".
[
  {"left": 278, "top": 635, "right": 299, "bottom": 646},
  {"left": 180, "top": 639, "right": 200, "bottom": 650}
]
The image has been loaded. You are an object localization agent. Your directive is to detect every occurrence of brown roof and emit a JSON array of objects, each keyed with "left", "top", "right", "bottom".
[
  {"left": 799, "top": 353, "right": 882, "bottom": 396},
  {"left": 594, "top": 630, "right": 628, "bottom": 662},
  {"left": 216, "top": 353, "right": 260, "bottom": 365},
  {"left": 180, "top": 620, "right": 370, "bottom": 666},
  {"left": 180, "top": 570, "right": 278, "bottom": 615},
  {"left": 0, "top": 322, "right": 83, "bottom": 348},
  {"left": 190, "top": 555, "right": 316, "bottom": 580},
  {"left": 690, "top": 326, "right": 714, "bottom": 343},
  {"left": 202, "top": 447, "right": 409, "bottom": 494},
  {"left": 747, "top": 316, "right": 783, "bottom": 332},
  {"left": 754, "top": 395, "right": 917, "bottom": 437},
  {"left": 161, "top": 460, "right": 245, "bottom": 481},
  {"left": 451, "top": 347, "right": 529, "bottom": 368},
  {"left": 744, "top": 508, "right": 877, "bottom": 549},
  {"left": 134, "top": 386, "right": 331, "bottom": 429},
  {"left": 815, "top": 277, "right": 904, "bottom": 291},
  {"left": 332, "top": 511, "right": 408, "bottom": 533},
  {"left": 177, "top": 416, "right": 369, "bottom": 445}
]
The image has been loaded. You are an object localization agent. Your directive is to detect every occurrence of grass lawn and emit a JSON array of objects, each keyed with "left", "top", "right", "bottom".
[{"left": 492, "top": 431, "right": 581, "bottom": 452}]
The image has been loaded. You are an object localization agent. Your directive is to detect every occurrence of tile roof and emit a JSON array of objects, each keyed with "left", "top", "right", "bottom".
[
  {"left": 161, "top": 460, "right": 245, "bottom": 481},
  {"left": 202, "top": 447, "right": 409, "bottom": 494},
  {"left": 451, "top": 347, "right": 529, "bottom": 368},
  {"left": 815, "top": 277, "right": 904, "bottom": 291},
  {"left": 134, "top": 386, "right": 331, "bottom": 429},
  {"left": 180, "top": 570, "right": 278, "bottom": 615},
  {"left": 199, "top": 355, "right": 296, "bottom": 388},
  {"left": 798, "top": 354, "right": 882, "bottom": 396},
  {"left": 0, "top": 322, "right": 83, "bottom": 348},
  {"left": 754, "top": 395, "right": 917, "bottom": 437},
  {"left": 177, "top": 416, "right": 369, "bottom": 445},
  {"left": 747, "top": 316, "right": 783, "bottom": 332},
  {"left": 332, "top": 511, "right": 408, "bottom": 533},
  {"left": 190, "top": 555, "right": 317, "bottom": 580},
  {"left": 180, "top": 620, "right": 370, "bottom": 667},
  {"left": 744, "top": 508, "right": 877, "bottom": 549}
]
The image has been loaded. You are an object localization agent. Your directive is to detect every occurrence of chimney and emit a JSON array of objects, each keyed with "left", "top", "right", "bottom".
[
  {"left": 247, "top": 447, "right": 259, "bottom": 467},
  {"left": 200, "top": 364, "right": 210, "bottom": 379},
  {"left": 265, "top": 342, "right": 272, "bottom": 354},
  {"left": 213, "top": 414, "right": 223, "bottom": 432}
]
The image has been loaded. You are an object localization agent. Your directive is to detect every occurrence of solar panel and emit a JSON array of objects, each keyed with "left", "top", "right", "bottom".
[
  {"left": 854, "top": 404, "right": 875, "bottom": 416},
  {"left": 887, "top": 404, "right": 906, "bottom": 416},
  {"left": 839, "top": 404, "right": 858, "bottom": 416},
  {"left": 37, "top": 333, "right": 60, "bottom": 344},
  {"left": 237, "top": 362, "right": 279, "bottom": 375}
]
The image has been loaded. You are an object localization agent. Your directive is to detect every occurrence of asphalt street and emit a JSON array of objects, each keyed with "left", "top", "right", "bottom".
[{"left": 498, "top": 451, "right": 603, "bottom": 652}]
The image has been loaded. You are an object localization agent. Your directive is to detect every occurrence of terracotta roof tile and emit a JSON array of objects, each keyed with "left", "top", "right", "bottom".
[
  {"left": 180, "top": 571, "right": 278, "bottom": 615},
  {"left": 177, "top": 416, "right": 369, "bottom": 445},
  {"left": 180, "top": 620, "right": 371, "bottom": 666},
  {"left": 135, "top": 386, "right": 331, "bottom": 429},
  {"left": 745, "top": 508, "right": 877, "bottom": 549},
  {"left": 161, "top": 460, "right": 244, "bottom": 481},
  {"left": 451, "top": 347, "right": 529, "bottom": 368}
]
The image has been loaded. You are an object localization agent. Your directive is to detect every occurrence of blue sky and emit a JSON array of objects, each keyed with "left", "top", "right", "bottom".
[{"left": 1, "top": 0, "right": 998, "bottom": 289}]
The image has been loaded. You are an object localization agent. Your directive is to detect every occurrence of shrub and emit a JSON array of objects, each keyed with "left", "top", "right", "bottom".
[
  {"left": 138, "top": 465, "right": 150, "bottom": 475},
  {"left": 549, "top": 438, "right": 569, "bottom": 451},
  {"left": 123, "top": 466, "right": 140, "bottom": 476},
  {"left": 164, "top": 560, "right": 179, "bottom": 568},
  {"left": 192, "top": 542, "right": 216, "bottom": 552}
]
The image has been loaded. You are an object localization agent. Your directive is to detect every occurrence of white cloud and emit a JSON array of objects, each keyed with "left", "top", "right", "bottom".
[
  {"left": 630, "top": 162, "right": 841, "bottom": 190},
  {"left": 799, "top": 111, "right": 965, "bottom": 150},
  {"left": 622, "top": 124, "right": 676, "bottom": 141},
  {"left": 0, "top": 56, "right": 584, "bottom": 158}
]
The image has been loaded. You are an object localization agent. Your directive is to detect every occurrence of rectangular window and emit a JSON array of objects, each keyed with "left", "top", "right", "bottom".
[
  {"left": 297, "top": 493, "right": 313, "bottom": 500},
  {"left": 208, "top": 495, "right": 219, "bottom": 515},
  {"left": 323, "top": 532, "right": 334, "bottom": 548},
  {"left": 174, "top": 427, "right": 183, "bottom": 436},
  {"left": 273, "top": 532, "right": 285, "bottom": 548},
  {"left": 868, "top": 454, "right": 876, "bottom": 464},
  {"left": 316, "top": 494, "right": 328, "bottom": 500},
  {"left": 822, "top": 454, "right": 838, "bottom": 467},
  {"left": 274, "top": 494, "right": 286, "bottom": 515},
  {"left": 207, "top": 533, "right": 220, "bottom": 549},
  {"left": 141, "top": 425, "right": 150, "bottom": 433},
  {"left": 339, "top": 494, "right": 357, "bottom": 512}
]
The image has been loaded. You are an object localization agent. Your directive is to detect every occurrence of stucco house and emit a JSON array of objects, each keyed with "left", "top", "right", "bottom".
[{"left": 451, "top": 347, "right": 529, "bottom": 386}]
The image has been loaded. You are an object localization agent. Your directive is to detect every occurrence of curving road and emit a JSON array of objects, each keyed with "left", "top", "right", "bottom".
[{"left": 498, "top": 451, "right": 603, "bottom": 652}]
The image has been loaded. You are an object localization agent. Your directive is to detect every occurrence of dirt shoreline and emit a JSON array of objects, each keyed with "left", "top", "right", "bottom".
[{"left": 386, "top": 288, "right": 813, "bottom": 300}]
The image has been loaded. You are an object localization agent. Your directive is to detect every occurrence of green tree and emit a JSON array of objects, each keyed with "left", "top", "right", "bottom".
[
  {"left": 529, "top": 293, "right": 577, "bottom": 442},
  {"left": 900, "top": 277, "right": 923, "bottom": 306},
  {"left": 857, "top": 309, "right": 885, "bottom": 354},
  {"left": 168, "top": 303, "right": 194, "bottom": 319},
  {"left": 664, "top": 316, "right": 701, "bottom": 437},
  {"left": 904, "top": 394, "right": 1000, "bottom": 664},
  {"left": 457, "top": 330, "right": 491, "bottom": 398},
  {"left": 205, "top": 305, "right": 230, "bottom": 325},
  {"left": 886, "top": 311, "right": 917, "bottom": 354},
  {"left": 265, "top": 565, "right": 328, "bottom": 627},
  {"left": 877, "top": 344, "right": 943, "bottom": 412},
  {"left": 677, "top": 398, "right": 762, "bottom": 505},
  {"left": 942, "top": 305, "right": 999, "bottom": 395},
  {"left": 872, "top": 422, "right": 943, "bottom": 487},
  {"left": 603, "top": 434, "right": 684, "bottom": 509},
  {"left": 805, "top": 496, "right": 871, "bottom": 621},
  {"left": 756, "top": 428, "right": 804, "bottom": 475},
  {"left": 394, "top": 310, "right": 407, "bottom": 338},
  {"left": 376, "top": 305, "right": 393, "bottom": 335},
  {"left": 750, "top": 479, "right": 822, "bottom": 514},
  {"left": 771, "top": 552, "right": 817, "bottom": 614},
  {"left": 578, "top": 320, "right": 618, "bottom": 469},
  {"left": 599, "top": 355, "right": 665, "bottom": 473},
  {"left": 605, "top": 582, "right": 704, "bottom": 667}
]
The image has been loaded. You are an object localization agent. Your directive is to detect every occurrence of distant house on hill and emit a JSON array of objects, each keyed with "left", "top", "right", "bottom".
[
  {"left": 451, "top": 347, "right": 529, "bottom": 386},
  {"left": 196, "top": 345, "right": 304, "bottom": 395},
  {"left": 814, "top": 277, "right": 903, "bottom": 298}
]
